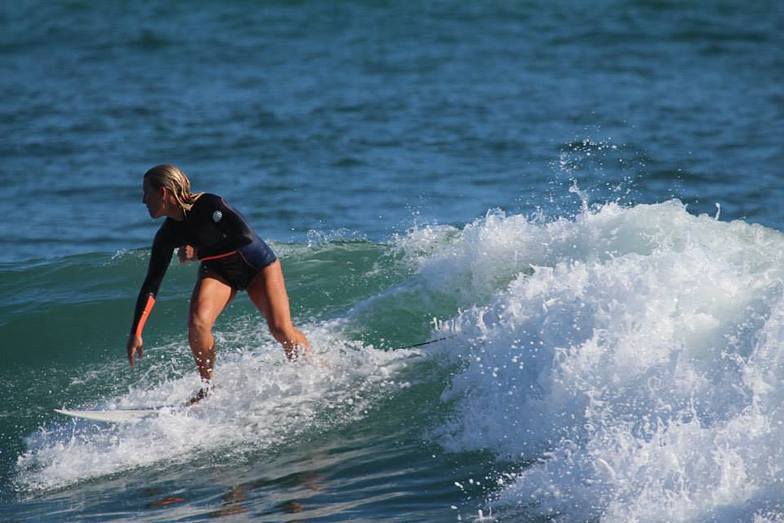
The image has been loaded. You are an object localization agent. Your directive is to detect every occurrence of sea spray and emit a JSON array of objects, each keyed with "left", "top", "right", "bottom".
[{"left": 417, "top": 201, "right": 784, "bottom": 521}]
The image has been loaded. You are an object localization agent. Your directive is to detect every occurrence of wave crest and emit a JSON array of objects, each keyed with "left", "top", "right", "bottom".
[{"left": 418, "top": 201, "right": 784, "bottom": 521}]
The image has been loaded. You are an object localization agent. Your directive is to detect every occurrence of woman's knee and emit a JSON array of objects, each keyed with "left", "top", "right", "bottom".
[{"left": 188, "top": 311, "right": 214, "bottom": 341}]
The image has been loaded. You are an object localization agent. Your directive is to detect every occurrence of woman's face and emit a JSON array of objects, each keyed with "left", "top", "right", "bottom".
[{"left": 142, "top": 178, "right": 168, "bottom": 218}]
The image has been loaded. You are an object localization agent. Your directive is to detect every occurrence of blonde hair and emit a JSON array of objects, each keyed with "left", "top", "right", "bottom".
[{"left": 144, "top": 164, "right": 201, "bottom": 214}]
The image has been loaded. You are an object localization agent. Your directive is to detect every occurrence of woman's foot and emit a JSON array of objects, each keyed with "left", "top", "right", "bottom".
[{"left": 187, "top": 383, "right": 213, "bottom": 405}]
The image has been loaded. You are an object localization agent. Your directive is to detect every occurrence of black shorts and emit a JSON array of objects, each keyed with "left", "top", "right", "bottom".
[{"left": 200, "top": 237, "right": 277, "bottom": 290}]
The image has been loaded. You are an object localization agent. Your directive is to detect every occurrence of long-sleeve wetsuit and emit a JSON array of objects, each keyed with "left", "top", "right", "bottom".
[{"left": 129, "top": 193, "right": 276, "bottom": 337}]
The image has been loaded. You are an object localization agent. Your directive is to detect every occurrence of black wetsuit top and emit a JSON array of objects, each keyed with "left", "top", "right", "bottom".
[{"left": 129, "top": 193, "right": 276, "bottom": 336}]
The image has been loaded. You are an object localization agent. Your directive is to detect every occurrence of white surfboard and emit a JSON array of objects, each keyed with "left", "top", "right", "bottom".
[{"left": 54, "top": 408, "right": 160, "bottom": 423}]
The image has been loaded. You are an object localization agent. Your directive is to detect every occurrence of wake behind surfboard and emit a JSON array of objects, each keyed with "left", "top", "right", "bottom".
[{"left": 54, "top": 408, "right": 161, "bottom": 423}]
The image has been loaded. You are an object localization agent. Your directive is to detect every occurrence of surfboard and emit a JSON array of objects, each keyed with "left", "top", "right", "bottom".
[{"left": 54, "top": 408, "right": 160, "bottom": 423}]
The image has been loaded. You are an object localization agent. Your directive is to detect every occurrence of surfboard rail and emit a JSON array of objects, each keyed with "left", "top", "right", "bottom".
[{"left": 54, "top": 408, "right": 160, "bottom": 423}]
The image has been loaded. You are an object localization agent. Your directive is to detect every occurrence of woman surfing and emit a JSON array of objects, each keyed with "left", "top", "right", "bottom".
[{"left": 126, "top": 164, "right": 310, "bottom": 402}]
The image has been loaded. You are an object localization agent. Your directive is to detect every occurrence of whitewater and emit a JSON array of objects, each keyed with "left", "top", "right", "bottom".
[{"left": 417, "top": 199, "right": 784, "bottom": 521}]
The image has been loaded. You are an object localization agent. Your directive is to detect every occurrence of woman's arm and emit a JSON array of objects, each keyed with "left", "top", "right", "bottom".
[{"left": 127, "top": 227, "right": 175, "bottom": 368}]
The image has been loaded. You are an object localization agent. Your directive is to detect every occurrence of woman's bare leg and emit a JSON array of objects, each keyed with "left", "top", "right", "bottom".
[
  {"left": 247, "top": 260, "right": 310, "bottom": 359},
  {"left": 189, "top": 274, "right": 236, "bottom": 381}
]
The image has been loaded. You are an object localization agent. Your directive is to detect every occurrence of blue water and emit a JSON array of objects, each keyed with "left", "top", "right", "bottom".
[{"left": 2, "top": 1, "right": 784, "bottom": 521}]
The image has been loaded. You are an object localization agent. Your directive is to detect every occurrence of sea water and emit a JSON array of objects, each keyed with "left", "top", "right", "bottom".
[{"left": 2, "top": 1, "right": 783, "bottom": 521}]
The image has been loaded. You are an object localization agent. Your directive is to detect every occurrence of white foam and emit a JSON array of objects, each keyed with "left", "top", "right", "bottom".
[
  {"left": 15, "top": 323, "right": 414, "bottom": 493},
  {"left": 417, "top": 201, "right": 784, "bottom": 521}
]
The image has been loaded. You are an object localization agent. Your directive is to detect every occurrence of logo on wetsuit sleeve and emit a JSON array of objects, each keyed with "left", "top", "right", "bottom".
[{"left": 212, "top": 210, "right": 223, "bottom": 223}]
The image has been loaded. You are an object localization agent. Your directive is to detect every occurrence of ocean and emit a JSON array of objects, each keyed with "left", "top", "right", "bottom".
[{"left": 2, "top": 1, "right": 783, "bottom": 521}]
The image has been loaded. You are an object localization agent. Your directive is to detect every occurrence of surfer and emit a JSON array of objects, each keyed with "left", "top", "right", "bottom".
[{"left": 126, "top": 164, "right": 310, "bottom": 401}]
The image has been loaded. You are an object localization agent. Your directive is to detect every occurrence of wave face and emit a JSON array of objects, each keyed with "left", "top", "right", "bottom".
[
  {"left": 6, "top": 201, "right": 784, "bottom": 521},
  {"left": 413, "top": 201, "right": 784, "bottom": 521}
]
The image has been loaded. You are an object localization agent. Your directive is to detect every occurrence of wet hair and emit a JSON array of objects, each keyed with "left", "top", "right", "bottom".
[{"left": 143, "top": 164, "right": 201, "bottom": 214}]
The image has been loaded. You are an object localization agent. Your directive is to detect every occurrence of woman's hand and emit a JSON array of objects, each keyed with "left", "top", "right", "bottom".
[
  {"left": 178, "top": 245, "right": 197, "bottom": 264},
  {"left": 127, "top": 334, "right": 144, "bottom": 368}
]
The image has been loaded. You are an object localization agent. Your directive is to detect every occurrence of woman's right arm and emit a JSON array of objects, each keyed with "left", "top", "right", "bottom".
[{"left": 127, "top": 228, "right": 175, "bottom": 368}]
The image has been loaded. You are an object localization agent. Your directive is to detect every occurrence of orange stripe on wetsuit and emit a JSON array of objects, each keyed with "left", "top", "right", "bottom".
[
  {"left": 199, "top": 250, "right": 238, "bottom": 262},
  {"left": 134, "top": 293, "right": 156, "bottom": 337}
]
